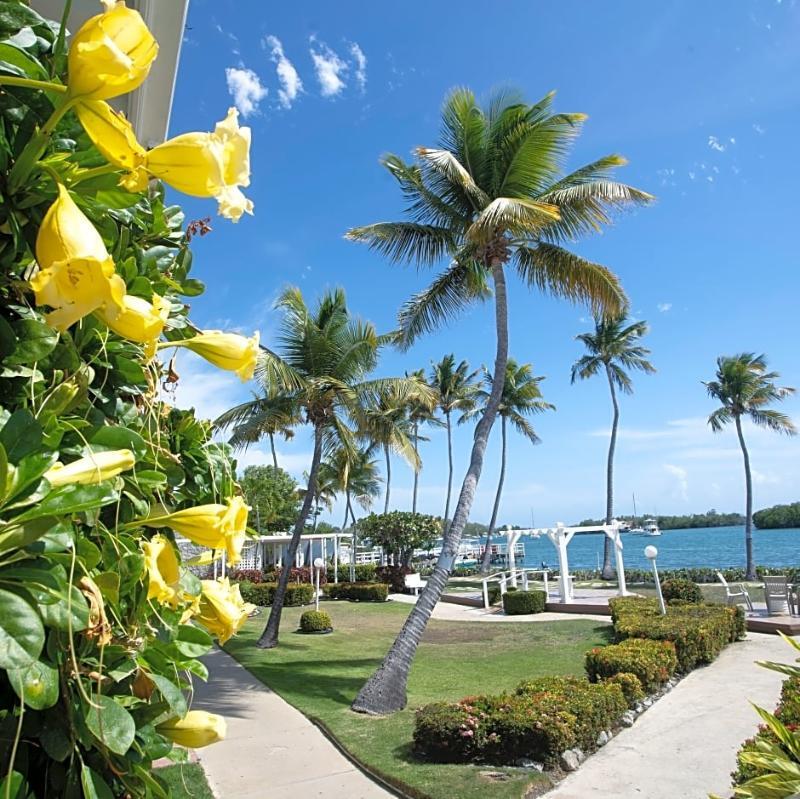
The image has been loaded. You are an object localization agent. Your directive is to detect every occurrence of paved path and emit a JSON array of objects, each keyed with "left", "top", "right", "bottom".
[
  {"left": 548, "top": 632, "right": 789, "bottom": 799},
  {"left": 192, "top": 648, "right": 393, "bottom": 799}
]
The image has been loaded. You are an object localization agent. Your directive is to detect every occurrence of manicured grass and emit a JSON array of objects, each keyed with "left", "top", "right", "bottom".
[
  {"left": 157, "top": 764, "right": 215, "bottom": 799},
  {"left": 225, "top": 600, "right": 612, "bottom": 799}
]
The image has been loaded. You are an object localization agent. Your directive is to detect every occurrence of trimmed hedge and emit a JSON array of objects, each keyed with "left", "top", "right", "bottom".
[
  {"left": 604, "top": 672, "right": 645, "bottom": 709},
  {"left": 502, "top": 589, "right": 547, "bottom": 615},
  {"left": 324, "top": 582, "right": 389, "bottom": 602},
  {"left": 325, "top": 563, "right": 377, "bottom": 583},
  {"left": 571, "top": 566, "right": 800, "bottom": 585},
  {"left": 299, "top": 610, "right": 333, "bottom": 632},
  {"left": 585, "top": 638, "right": 677, "bottom": 692},
  {"left": 237, "top": 581, "right": 314, "bottom": 607},
  {"left": 661, "top": 577, "right": 703, "bottom": 604},
  {"left": 609, "top": 596, "right": 745, "bottom": 672},
  {"left": 375, "top": 565, "right": 414, "bottom": 592},
  {"left": 413, "top": 676, "right": 626, "bottom": 766}
]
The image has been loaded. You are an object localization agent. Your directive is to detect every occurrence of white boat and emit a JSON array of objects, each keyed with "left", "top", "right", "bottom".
[
  {"left": 629, "top": 493, "right": 645, "bottom": 534},
  {"left": 643, "top": 518, "right": 661, "bottom": 537}
]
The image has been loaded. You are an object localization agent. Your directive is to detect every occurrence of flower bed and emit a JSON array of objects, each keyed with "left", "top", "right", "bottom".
[{"left": 324, "top": 582, "right": 389, "bottom": 602}]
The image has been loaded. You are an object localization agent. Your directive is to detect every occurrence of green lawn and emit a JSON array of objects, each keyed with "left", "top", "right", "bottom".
[
  {"left": 224, "top": 600, "right": 612, "bottom": 799},
  {"left": 157, "top": 764, "right": 215, "bottom": 799}
]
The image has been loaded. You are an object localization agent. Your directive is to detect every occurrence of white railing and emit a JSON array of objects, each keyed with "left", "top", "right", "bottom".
[{"left": 480, "top": 568, "right": 565, "bottom": 609}]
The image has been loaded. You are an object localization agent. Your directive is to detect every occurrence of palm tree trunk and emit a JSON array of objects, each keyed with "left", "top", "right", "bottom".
[
  {"left": 342, "top": 492, "right": 350, "bottom": 534},
  {"left": 480, "top": 416, "right": 507, "bottom": 575},
  {"left": 384, "top": 444, "right": 392, "bottom": 514},
  {"left": 602, "top": 364, "right": 619, "bottom": 580},
  {"left": 735, "top": 415, "right": 756, "bottom": 581},
  {"left": 312, "top": 496, "right": 319, "bottom": 533},
  {"left": 352, "top": 261, "right": 509, "bottom": 714},
  {"left": 443, "top": 412, "right": 453, "bottom": 530},
  {"left": 348, "top": 492, "right": 357, "bottom": 582},
  {"left": 412, "top": 421, "right": 419, "bottom": 513},
  {"left": 269, "top": 433, "right": 278, "bottom": 469},
  {"left": 257, "top": 425, "right": 323, "bottom": 649}
]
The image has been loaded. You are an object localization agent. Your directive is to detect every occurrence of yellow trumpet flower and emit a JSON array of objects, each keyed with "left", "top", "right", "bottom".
[
  {"left": 74, "top": 100, "right": 146, "bottom": 171},
  {"left": 67, "top": 0, "right": 158, "bottom": 101},
  {"left": 96, "top": 293, "right": 169, "bottom": 357},
  {"left": 30, "top": 185, "right": 126, "bottom": 331},
  {"left": 141, "top": 496, "right": 249, "bottom": 565},
  {"left": 157, "top": 710, "right": 226, "bottom": 748},
  {"left": 165, "top": 330, "right": 259, "bottom": 382},
  {"left": 142, "top": 534, "right": 181, "bottom": 605},
  {"left": 195, "top": 578, "right": 253, "bottom": 645},
  {"left": 122, "top": 108, "right": 253, "bottom": 222},
  {"left": 45, "top": 448, "right": 135, "bottom": 487}
]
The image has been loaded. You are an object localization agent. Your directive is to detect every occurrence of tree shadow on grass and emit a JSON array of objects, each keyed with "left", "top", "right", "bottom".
[{"left": 593, "top": 623, "right": 615, "bottom": 644}]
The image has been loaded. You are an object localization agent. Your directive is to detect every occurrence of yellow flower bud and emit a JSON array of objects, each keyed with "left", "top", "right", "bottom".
[
  {"left": 45, "top": 448, "right": 135, "bottom": 487},
  {"left": 67, "top": 0, "right": 158, "bottom": 101},
  {"left": 141, "top": 496, "right": 249, "bottom": 565},
  {"left": 168, "top": 330, "right": 259, "bottom": 382},
  {"left": 121, "top": 108, "right": 253, "bottom": 222},
  {"left": 96, "top": 293, "right": 168, "bottom": 357},
  {"left": 30, "top": 185, "right": 126, "bottom": 331},
  {"left": 195, "top": 577, "right": 253, "bottom": 645},
  {"left": 157, "top": 710, "right": 226, "bottom": 749},
  {"left": 74, "top": 100, "right": 146, "bottom": 171},
  {"left": 142, "top": 533, "right": 181, "bottom": 605}
]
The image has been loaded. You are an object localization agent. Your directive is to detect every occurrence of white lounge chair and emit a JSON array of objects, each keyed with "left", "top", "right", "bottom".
[
  {"left": 763, "top": 575, "right": 797, "bottom": 616},
  {"left": 716, "top": 571, "right": 754, "bottom": 611},
  {"left": 404, "top": 573, "right": 427, "bottom": 596}
]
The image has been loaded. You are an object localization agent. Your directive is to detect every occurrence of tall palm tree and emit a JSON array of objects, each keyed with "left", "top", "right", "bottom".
[
  {"left": 406, "top": 368, "right": 441, "bottom": 513},
  {"left": 346, "top": 87, "right": 650, "bottom": 713},
  {"left": 463, "top": 360, "right": 554, "bottom": 574},
  {"left": 215, "top": 385, "right": 301, "bottom": 469},
  {"left": 243, "top": 286, "right": 425, "bottom": 649},
  {"left": 429, "top": 355, "right": 478, "bottom": 527},
  {"left": 571, "top": 315, "right": 655, "bottom": 579},
  {"left": 704, "top": 353, "right": 796, "bottom": 580}
]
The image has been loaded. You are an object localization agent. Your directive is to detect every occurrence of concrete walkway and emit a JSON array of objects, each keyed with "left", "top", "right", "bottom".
[
  {"left": 548, "top": 632, "right": 789, "bottom": 799},
  {"left": 192, "top": 648, "right": 393, "bottom": 799}
]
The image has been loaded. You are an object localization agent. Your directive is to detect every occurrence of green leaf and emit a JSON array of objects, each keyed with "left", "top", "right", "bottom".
[
  {"left": 0, "top": 441, "right": 7, "bottom": 501},
  {"left": 0, "top": 43, "right": 46, "bottom": 78},
  {"left": 39, "top": 720, "right": 71, "bottom": 761},
  {"left": 0, "top": 314, "right": 16, "bottom": 359},
  {"left": 1, "top": 450, "right": 58, "bottom": 507},
  {"left": 38, "top": 582, "right": 90, "bottom": 633},
  {"left": 0, "top": 516, "right": 65, "bottom": 553},
  {"left": 149, "top": 673, "right": 187, "bottom": 719},
  {"left": 0, "top": 409, "right": 42, "bottom": 463},
  {"left": 174, "top": 624, "right": 213, "bottom": 659},
  {"left": 80, "top": 765, "right": 114, "bottom": 799},
  {"left": 0, "top": 772, "right": 31, "bottom": 799},
  {"left": 94, "top": 571, "right": 120, "bottom": 605},
  {"left": 0, "top": 588, "right": 45, "bottom": 668},
  {"left": 179, "top": 278, "right": 205, "bottom": 297},
  {"left": 84, "top": 695, "right": 136, "bottom": 756},
  {"left": 13, "top": 482, "right": 119, "bottom": 522},
  {"left": 87, "top": 426, "right": 147, "bottom": 458},
  {"left": 7, "top": 658, "right": 59, "bottom": 709},
  {"left": 4, "top": 319, "right": 58, "bottom": 365}
]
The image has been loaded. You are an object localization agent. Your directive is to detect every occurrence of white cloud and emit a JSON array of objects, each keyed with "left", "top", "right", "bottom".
[
  {"left": 349, "top": 42, "right": 367, "bottom": 91},
  {"left": 664, "top": 463, "right": 689, "bottom": 501},
  {"left": 309, "top": 36, "right": 347, "bottom": 97},
  {"left": 265, "top": 35, "right": 303, "bottom": 109},
  {"left": 708, "top": 135, "right": 726, "bottom": 152},
  {"left": 657, "top": 302, "right": 672, "bottom": 313},
  {"left": 753, "top": 123, "right": 766, "bottom": 135},
  {"left": 225, "top": 66, "right": 267, "bottom": 117}
]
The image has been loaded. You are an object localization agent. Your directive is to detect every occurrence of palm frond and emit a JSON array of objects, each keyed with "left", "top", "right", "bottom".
[
  {"left": 345, "top": 222, "right": 455, "bottom": 267},
  {"left": 416, "top": 147, "right": 489, "bottom": 210},
  {"left": 467, "top": 197, "right": 560, "bottom": 242}
]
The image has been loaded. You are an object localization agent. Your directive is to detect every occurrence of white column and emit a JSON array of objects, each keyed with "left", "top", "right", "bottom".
[
  {"left": 608, "top": 523, "right": 627, "bottom": 596},
  {"left": 506, "top": 527, "right": 520, "bottom": 587},
  {"left": 547, "top": 524, "right": 575, "bottom": 603}
]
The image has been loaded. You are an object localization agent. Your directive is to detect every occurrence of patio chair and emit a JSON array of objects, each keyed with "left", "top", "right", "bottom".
[
  {"left": 716, "top": 571, "right": 754, "bottom": 611},
  {"left": 763, "top": 575, "right": 797, "bottom": 617}
]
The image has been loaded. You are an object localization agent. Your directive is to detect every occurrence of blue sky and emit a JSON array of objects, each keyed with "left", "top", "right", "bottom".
[{"left": 166, "top": 0, "right": 800, "bottom": 527}]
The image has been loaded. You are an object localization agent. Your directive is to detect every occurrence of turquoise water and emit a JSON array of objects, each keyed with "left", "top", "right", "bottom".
[{"left": 506, "top": 525, "right": 800, "bottom": 572}]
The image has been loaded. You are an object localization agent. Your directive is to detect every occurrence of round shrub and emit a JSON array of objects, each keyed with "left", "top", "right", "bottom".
[
  {"left": 603, "top": 672, "right": 645, "bottom": 708},
  {"left": 661, "top": 577, "right": 703, "bottom": 604},
  {"left": 300, "top": 610, "right": 333, "bottom": 633},
  {"left": 585, "top": 638, "right": 678, "bottom": 692},
  {"left": 502, "top": 589, "right": 547, "bottom": 615}
]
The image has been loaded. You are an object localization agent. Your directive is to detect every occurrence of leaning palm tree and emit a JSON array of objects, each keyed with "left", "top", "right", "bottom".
[
  {"left": 406, "top": 369, "right": 442, "bottom": 513},
  {"left": 571, "top": 315, "right": 655, "bottom": 579},
  {"left": 346, "top": 86, "right": 650, "bottom": 713},
  {"left": 463, "top": 359, "right": 554, "bottom": 574},
  {"left": 704, "top": 353, "right": 796, "bottom": 580},
  {"left": 252, "top": 286, "right": 428, "bottom": 648},
  {"left": 430, "top": 354, "right": 478, "bottom": 527}
]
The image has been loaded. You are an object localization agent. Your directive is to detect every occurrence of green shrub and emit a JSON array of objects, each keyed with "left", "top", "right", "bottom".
[
  {"left": 603, "top": 672, "right": 645, "bottom": 708},
  {"left": 609, "top": 596, "right": 744, "bottom": 672},
  {"left": 324, "top": 582, "right": 389, "bottom": 602},
  {"left": 375, "top": 565, "right": 413, "bottom": 592},
  {"left": 661, "top": 577, "right": 703, "bottom": 604},
  {"left": 487, "top": 584, "right": 502, "bottom": 605},
  {"left": 413, "top": 676, "right": 626, "bottom": 766},
  {"left": 326, "top": 563, "right": 377, "bottom": 582},
  {"left": 299, "top": 610, "right": 333, "bottom": 632},
  {"left": 502, "top": 589, "right": 547, "bottom": 615},
  {"left": 237, "top": 582, "right": 314, "bottom": 607},
  {"left": 585, "top": 638, "right": 677, "bottom": 692}
]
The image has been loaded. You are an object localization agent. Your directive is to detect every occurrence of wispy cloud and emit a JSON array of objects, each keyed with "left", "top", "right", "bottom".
[
  {"left": 225, "top": 66, "right": 267, "bottom": 116},
  {"left": 657, "top": 302, "right": 672, "bottom": 313},
  {"left": 265, "top": 35, "right": 303, "bottom": 109},
  {"left": 664, "top": 463, "right": 689, "bottom": 501},
  {"left": 309, "top": 36, "right": 347, "bottom": 98},
  {"left": 349, "top": 42, "right": 367, "bottom": 91}
]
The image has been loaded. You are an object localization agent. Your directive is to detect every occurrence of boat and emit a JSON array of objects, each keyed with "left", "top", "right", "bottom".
[
  {"left": 629, "top": 493, "right": 645, "bottom": 534},
  {"left": 643, "top": 518, "right": 661, "bottom": 537}
]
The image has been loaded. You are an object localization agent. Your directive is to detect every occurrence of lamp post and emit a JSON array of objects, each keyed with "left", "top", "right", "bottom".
[
  {"left": 645, "top": 545, "right": 666, "bottom": 615},
  {"left": 313, "top": 557, "right": 324, "bottom": 611}
]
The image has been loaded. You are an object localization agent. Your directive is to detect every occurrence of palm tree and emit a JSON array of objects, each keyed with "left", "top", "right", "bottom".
[
  {"left": 571, "top": 315, "right": 655, "bottom": 579},
  {"left": 704, "top": 353, "right": 796, "bottom": 580},
  {"left": 429, "top": 355, "right": 478, "bottom": 528},
  {"left": 406, "top": 368, "right": 441, "bottom": 513},
  {"left": 346, "top": 87, "right": 650, "bottom": 713},
  {"left": 215, "top": 385, "right": 300, "bottom": 469},
  {"left": 243, "top": 286, "right": 425, "bottom": 649},
  {"left": 463, "top": 360, "right": 554, "bottom": 574}
]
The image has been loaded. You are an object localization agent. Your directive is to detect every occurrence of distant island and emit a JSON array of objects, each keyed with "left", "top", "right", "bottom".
[
  {"left": 753, "top": 502, "right": 800, "bottom": 530},
  {"left": 574, "top": 509, "right": 745, "bottom": 530}
]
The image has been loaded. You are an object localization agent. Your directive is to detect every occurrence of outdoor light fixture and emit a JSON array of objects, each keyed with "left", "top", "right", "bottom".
[
  {"left": 644, "top": 546, "right": 667, "bottom": 615},
  {"left": 313, "top": 557, "right": 324, "bottom": 611}
]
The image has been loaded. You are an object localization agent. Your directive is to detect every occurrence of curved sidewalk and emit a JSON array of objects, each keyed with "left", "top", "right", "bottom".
[{"left": 192, "top": 648, "right": 393, "bottom": 799}]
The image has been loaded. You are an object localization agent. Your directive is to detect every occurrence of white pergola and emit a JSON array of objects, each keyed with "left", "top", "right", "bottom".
[{"left": 507, "top": 521, "right": 628, "bottom": 603}]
